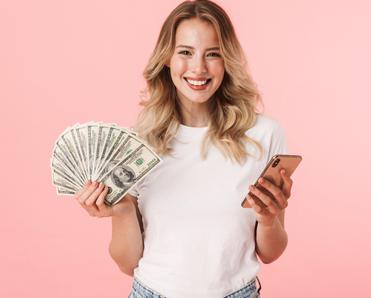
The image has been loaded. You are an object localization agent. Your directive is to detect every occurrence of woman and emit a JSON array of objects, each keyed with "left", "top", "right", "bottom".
[{"left": 74, "top": 1, "right": 294, "bottom": 297}]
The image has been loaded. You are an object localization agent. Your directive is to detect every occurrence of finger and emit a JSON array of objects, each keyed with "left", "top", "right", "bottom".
[
  {"left": 84, "top": 204, "right": 100, "bottom": 217},
  {"left": 280, "top": 169, "right": 293, "bottom": 198},
  {"left": 249, "top": 185, "right": 281, "bottom": 215},
  {"left": 248, "top": 195, "right": 268, "bottom": 215},
  {"left": 258, "top": 178, "right": 288, "bottom": 209},
  {"left": 248, "top": 191, "right": 267, "bottom": 209},
  {"left": 78, "top": 181, "right": 99, "bottom": 204},
  {"left": 85, "top": 182, "right": 105, "bottom": 206},
  {"left": 73, "top": 180, "right": 92, "bottom": 200},
  {"left": 77, "top": 196, "right": 100, "bottom": 217},
  {"left": 96, "top": 185, "right": 109, "bottom": 211}
]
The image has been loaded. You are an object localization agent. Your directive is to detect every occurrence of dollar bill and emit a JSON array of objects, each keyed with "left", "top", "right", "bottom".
[
  {"left": 101, "top": 144, "right": 162, "bottom": 206},
  {"left": 94, "top": 132, "right": 139, "bottom": 181},
  {"left": 50, "top": 145, "right": 83, "bottom": 185},
  {"left": 93, "top": 127, "right": 129, "bottom": 180},
  {"left": 56, "top": 182, "right": 77, "bottom": 196},
  {"left": 92, "top": 123, "right": 103, "bottom": 178},
  {"left": 51, "top": 121, "right": 162, "bottom": 201},
  {"left": 50, "top": 155, "right": 85, "bottom": 187},
  {"left": 92, "top": 123, "right": 117, "bottom": 179},
  {"left": 57, "top": 187, "right": 76, "bottom": 196},
  {"left": 71, "top": 125, "right": 91, "bottom": 182},
  {"left": 54, "top": 131, "right": 87, "bottom": 184},
  {"left": 93, "top": 126, "right": 115, "bottom": 177},
  {"left": 51, "top": 168, "right": 81, "bottom": 190},
  {"left": 74, "top": 124, "right": 90, "bottom": 182},
  {"left": 90, "top": 124, "right": 101, "bottom": 179}
]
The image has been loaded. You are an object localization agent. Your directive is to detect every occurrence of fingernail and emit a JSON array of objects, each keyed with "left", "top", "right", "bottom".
[{"left": 281, "top": 169, "right": 286, "bottom": 174}]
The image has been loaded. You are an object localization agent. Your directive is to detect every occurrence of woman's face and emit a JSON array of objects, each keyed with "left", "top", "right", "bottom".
[
  {"left": 113, "top": 167, "right": 131, "bottom": 183},
  {"left": 168, "top": 18, "right": 225, "bottom": 106}
]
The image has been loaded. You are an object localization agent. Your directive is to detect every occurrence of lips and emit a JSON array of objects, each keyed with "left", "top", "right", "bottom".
[
  {"left": 185, "top": 77, "right": 210, "bottom": 81},
  {"left": 184, "top": 77, "right": 212, "bottom": 85},
  {"left": 184, "top": 77, "right": 212, "bottom": 90}
]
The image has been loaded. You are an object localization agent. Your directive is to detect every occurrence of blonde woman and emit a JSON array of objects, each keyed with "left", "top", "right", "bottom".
[{"left": 74, "top": 1, "right": 294, "bottom": 297}]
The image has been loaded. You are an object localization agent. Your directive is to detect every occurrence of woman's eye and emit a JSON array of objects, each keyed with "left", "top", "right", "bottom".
[
  {"left": 208, "top": 52, "right": 221, "bottom": 57},
  {"left": 179, "top": 50, "right": 191, "bottom": 55}
]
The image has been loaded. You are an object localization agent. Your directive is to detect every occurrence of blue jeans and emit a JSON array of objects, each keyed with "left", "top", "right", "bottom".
[{"left": 128, "top": 276, "right": 261, "bottom": 298}]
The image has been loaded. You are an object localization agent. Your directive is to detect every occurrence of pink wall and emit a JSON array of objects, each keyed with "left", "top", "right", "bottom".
[{"left": 1, "top": 0, "right": 370, "bottom": 297}]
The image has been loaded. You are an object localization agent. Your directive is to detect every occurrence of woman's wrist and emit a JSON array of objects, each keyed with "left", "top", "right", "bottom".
[
  {"left": 257, "top": 215, "right": 281, "bottom": 229},
  {"left": 112, "top": 198, "right": 137, "bottom": 218}
]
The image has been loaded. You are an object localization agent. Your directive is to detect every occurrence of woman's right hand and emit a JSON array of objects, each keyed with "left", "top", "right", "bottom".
[{"left": 73, "top": 180, "right": 135, "bottom": 218}]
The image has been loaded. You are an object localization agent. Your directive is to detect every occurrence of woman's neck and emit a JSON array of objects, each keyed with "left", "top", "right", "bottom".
[
  {"left": 178, "top": 98, "right": 210, "bottom": 127},
  {"left": 180, "top": 108, "right": 209, "bottom": 127}
]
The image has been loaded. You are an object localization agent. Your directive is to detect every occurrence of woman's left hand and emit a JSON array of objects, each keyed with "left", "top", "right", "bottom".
[{"left": 247, "top": 169, "right": 293, "bottom": 227}]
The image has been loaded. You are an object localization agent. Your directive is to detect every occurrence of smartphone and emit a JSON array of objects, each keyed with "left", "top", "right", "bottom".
[{"left": 241, "top": 154, "right": 302, "bottom": 208}]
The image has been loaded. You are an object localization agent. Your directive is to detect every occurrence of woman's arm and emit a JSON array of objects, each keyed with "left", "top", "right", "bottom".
[
  {"left": 73, "top": 182, "right": 144, "bottom": 276},
  {"left": 255, "top": 210, "right": 288, "bottom": 264},
  {"left": 246, "top": 170, "right": 293, "bottom": 264},
  {"left": 109, "top": 195, "right": 144, "bottom": 276}
]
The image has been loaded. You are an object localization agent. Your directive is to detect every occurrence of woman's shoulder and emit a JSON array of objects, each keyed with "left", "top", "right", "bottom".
[{"left": 247, "top": 113, "right": 285, "bottom": 136}]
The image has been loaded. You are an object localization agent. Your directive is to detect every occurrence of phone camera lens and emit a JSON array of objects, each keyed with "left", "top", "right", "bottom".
[{"left": 272, "top": 158, "right": 280, "bottom": 168}]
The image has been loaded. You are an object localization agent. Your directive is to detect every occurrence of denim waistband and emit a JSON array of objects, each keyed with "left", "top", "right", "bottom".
[
  {"left": 130, "top": 276, "right": 261, "bottom": 298},
  {"left": 132, "top": 277, "right": 166, "bottom": 297},
  {"left": 224, "top": 277, "right": 261, "bottom": 298}
]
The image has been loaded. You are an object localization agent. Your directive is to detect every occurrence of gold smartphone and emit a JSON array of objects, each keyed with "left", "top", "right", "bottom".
[{"left": 241, "top": 154, "right": 302, "bottom": 208}]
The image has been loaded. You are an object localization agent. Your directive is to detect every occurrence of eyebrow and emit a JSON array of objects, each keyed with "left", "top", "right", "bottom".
[{"left": 176, "top": 45, "right": 220, "bottom": 51}]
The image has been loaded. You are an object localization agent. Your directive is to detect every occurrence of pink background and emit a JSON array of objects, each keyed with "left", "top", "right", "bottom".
[{"left": 1, "top": 0, "right": 370, "bottom": 297}]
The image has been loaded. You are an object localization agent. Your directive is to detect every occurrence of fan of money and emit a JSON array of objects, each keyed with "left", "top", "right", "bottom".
[{"left": 50, "top": 122, "right": 162, "bottom": 206}]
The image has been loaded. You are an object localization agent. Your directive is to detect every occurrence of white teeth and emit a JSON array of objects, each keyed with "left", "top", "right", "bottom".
[{"left": 186, "top": 78, "right": 209, "bottom": 86}]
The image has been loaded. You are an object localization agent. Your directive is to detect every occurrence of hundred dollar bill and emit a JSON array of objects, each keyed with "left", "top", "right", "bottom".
[
  {"left": 53, "top": 136, "right": 86, "bottom": 184},
  {"left": 93, "top": 127, "right": 129, "bottom": 180},
  {"left": 57, "top": 127, "right": 88, "bottom": 183},
  {"left": 67, "top": 124, "right": 87, "bottom": 179},
  {"left": 51, "top": 168, "right": 80, "bottom": 191},
  {"left": 87, "top": 124, "right": 95, "bottom": 180},
  {"left": 50, "top": 144, "right": 85, "bottom": 186},
  {"left": 72, "top": 124, "right": 89, "bottom": 182},
  {"left": 57, "top": 187, "right": 75, "bottom": 196},
  {"left": 92, "top": 123, "right": 118, "bottom": 178},
  {"left": 50, "top": 155, "right": 85, "bottom": 188},
  {"left": 56, "top": 182, "right": 77, "bottom": 195},
  {"left": 101, "top": 144, "right": 161, "bottom": 206},
  {"left": 93, "top": 126, "right": 115, "bottom": 177},
  {"left": 92, "top": 123, "right": 103, "bottom": 178},
  {"left": 74, "top": 121, "right": 95, "bottom": 181},
  {"left": 94, "top": 133, "right": 141, "bottom": 181}
]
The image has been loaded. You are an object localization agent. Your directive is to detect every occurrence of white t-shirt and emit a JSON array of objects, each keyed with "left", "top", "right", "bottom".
[{"left": 128, "top": 114, "right": 288, "bottom": 298}]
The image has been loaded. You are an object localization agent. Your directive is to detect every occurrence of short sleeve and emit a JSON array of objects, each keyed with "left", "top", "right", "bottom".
[
  {"left": 267, "top": 121, "right": 289, "bottom": 160},
  {"left": 127, "top": 184, "right": 139, "bottom": 198}
]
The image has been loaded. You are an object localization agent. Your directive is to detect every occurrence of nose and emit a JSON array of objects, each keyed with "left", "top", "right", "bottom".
[{"left": 190, "top": 55, "right": 208, "bottom": 74}]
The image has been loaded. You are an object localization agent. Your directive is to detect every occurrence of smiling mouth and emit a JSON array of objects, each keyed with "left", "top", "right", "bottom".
[{"left": 184, "top": 78, "right": 212, "bottom": 86}]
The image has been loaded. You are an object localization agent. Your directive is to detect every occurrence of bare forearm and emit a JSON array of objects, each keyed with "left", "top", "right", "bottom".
[
  {"left": 255, "top": 217, "right": 288, "bottom": 264},
  {"left": 109, "top": 204, "right": 143, "bottom": 275}
]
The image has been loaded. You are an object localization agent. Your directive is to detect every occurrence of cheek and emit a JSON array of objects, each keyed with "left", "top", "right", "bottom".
[
  {"left": 170, "top": 58, "right": 187, "bottom": 76},
  {"left": 209, "top": 63, "right": 225, "bottom": 78}
]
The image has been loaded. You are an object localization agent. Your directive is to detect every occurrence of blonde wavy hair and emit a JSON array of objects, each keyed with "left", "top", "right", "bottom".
[{"left": 133, "top": 0, "right": 264, "bottom": 165}]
